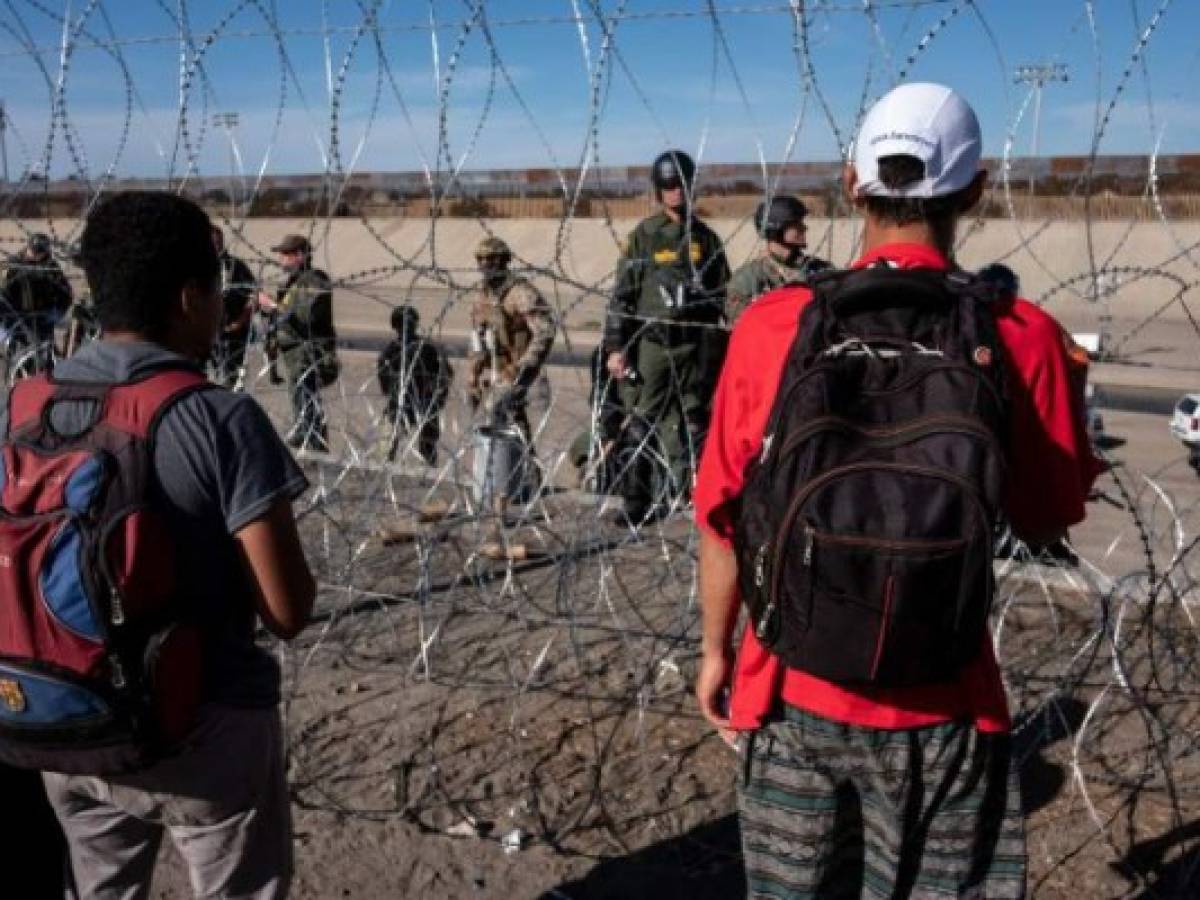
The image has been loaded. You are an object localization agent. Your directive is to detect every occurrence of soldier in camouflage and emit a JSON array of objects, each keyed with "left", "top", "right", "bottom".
[
  {"left": 468, "top": 236, "right": 555, "bottom": 544},
  {"left": 468, "top": 236, "right": 555, "bottom": 427},
  {"left": 726, "top": 195, "right": 829, "bottom": 322},
  {"left": 603, "top": 149, "right": 730, "bottom": 524},
  {"left": 257, "top": 234, "right": 338, "bottom": 453}
]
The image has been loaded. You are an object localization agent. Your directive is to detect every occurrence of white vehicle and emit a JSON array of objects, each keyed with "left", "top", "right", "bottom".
[{"left": 1169, "top": 394, "right": 1200, "bottom": 446}]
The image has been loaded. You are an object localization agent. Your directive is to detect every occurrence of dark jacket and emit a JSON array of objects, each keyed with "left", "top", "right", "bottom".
[
  {"left": 1, "top": 256, "right": 72, "bottom": 320},
  {"left": 219, "top": 252, "right": 257, "bottom": 337},
  {"left": 377, "top": 335, "right": 452, "bottom": 417}
]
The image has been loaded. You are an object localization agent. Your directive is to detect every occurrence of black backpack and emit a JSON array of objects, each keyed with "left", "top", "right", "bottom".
[{"left": 733, "top": 265, "right": 1007, "bottom": 687}]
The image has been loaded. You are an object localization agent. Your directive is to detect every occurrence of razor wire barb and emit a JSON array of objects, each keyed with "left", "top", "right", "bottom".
[{"left": 3, "top": 1, "right": 1200, "bottom": 895}]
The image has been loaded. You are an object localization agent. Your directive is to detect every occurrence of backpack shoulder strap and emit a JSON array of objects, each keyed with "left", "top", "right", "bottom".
[
  {"left": 7, "top": 366, "right": 212, "bottom": 449},
  {"left": 798, "top": 266, "right": 980, "bottom": 356},
  {"left": 103, "top": 368, "right": 212, "bottom": 441},
  {"left": 6, "top": 374, "right": 56, "bottom": 436}
]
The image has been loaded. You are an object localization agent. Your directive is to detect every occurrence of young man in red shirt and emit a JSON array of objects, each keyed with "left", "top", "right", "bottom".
[{"left": 694, "top": 83, "right": 1100, "bottom": 898}]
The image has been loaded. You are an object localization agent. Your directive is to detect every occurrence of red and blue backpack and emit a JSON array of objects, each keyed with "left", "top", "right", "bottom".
[{"left": 0, "top": 367, "right": 209, "bottom": 774}]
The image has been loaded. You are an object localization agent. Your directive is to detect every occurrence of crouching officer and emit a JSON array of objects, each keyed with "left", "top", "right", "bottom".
[
  {"left": 727, "top": 195, "right": 829, "bottom": 322},
  {"left": 603, "top": 149, "right": 730, "bottom": 524},
  {"left": 257, "top": 234, "right": 338, "bottom": 452},
  {"left": 468, "top": 237, "right": 555, "bottom": 547}
]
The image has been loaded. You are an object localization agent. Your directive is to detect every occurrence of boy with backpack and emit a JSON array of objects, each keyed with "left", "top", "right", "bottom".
[
  {"left": 694, "top": 83, "right": 1101, "bottom": 898},
  {"left": 0, "top": 191, "right": 315, "bottom": 898}
]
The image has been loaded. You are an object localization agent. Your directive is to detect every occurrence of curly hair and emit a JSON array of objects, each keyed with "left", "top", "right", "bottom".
[{"left": 79, "top": 191, "right": 218, "bottom": 338}]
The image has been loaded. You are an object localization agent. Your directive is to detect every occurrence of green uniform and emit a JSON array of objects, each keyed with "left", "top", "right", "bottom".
[
  {"left": 274, "top": 265, "right": 337, "bottom": 448},
  {"left": 726, "top": 253, "right": 831, "bottom": 322},
  {"left": 603, "top": 212, "right": 730, "bottom": 501}
]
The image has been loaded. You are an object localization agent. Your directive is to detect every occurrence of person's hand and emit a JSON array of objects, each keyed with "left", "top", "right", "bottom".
[
  {"left": 492, "top": 379, "right": 526, "bottom": 412},
  {"left": 257, "top": 290, "right": 277, "bottom": 312},
  {"left": 695, "top": 646, "right": 737, "bottom": 748},
  {"left": 605, "top": 351, "right": 626, "bottom": 379}
]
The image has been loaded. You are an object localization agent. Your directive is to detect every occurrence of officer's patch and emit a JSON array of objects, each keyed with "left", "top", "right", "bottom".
[
  {"left": 653, "top": 249, "right": 679, "bottom": 264},
  {"left": 0, "top": 678, "right": 26, "bottom": 713}
]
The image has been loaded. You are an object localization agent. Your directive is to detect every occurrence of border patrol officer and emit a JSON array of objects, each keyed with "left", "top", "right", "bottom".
[
  {"left": 1, "top": 232, "right": 72, "bottom": 368},
  {"left": 257, "top": 234, "right": 338, "bottom": 452},
  {"left": 603, "top": 150, "right": 730, "bottom": 524},
  {"left": 377, "top": 305, "right": 452, "bottom": 465},
  {"left": 726, "top": 195, "right": 830, "bottom": 322}
]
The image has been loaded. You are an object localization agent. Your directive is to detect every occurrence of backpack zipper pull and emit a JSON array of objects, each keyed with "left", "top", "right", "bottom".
[
  {"left": 753, "top": 544, "right": 768, "bottom": 588},
  {"left": 110, "top": 656, "right": 126, "bottom": 690},
  {"left": 755, "top": 598, "right": 776, "bottom": 641},
  {"left": 759, "top": 433, "right": 774, "bottom": 463},
  {"left": 802, "top": 526, "right": 815, "bottom": 567},
  {"left": 109, "top": 587, "right": 125, "bottom": 626}
]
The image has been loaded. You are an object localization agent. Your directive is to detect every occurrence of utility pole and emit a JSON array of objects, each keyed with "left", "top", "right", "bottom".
[
  {"left": 213, "top": 111, "right": 240, "bottom": 218},
  {"left": 0, "top": 100, "right": 9, "bottom": 184},
  {"left": 1013, "top": 63, "right": 1069, "bottom": 195}
]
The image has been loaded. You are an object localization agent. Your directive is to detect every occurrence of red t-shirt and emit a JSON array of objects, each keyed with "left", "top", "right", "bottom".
[{"left": 694, "top": 242, "right": 1102, "bottom": 733}]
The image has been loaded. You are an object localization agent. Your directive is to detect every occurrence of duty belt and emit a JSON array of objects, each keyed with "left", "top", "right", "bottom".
[{"left": 642, "top": 322, "right": 701, "bottom": 347}]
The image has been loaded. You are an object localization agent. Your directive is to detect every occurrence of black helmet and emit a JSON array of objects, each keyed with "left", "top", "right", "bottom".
[
  {"left": 390, "top": 304, "right": 420, "bottom": 336},
  {"left": 26, "top": 233, "right": 51, "bottom": 257},
  {"left": 978, "top": 263, "right": 1019, "bottom": 298},
  {"left": 755, "top": 195, "right": 809, "bottom": 242},
  {"left": 651, "top": 150, "right": 696, "bottom": 192}
]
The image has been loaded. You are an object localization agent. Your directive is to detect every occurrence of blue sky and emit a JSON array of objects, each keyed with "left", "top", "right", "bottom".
[{"left": 0, "top": 0, "right": 1196, "bottom": 179}]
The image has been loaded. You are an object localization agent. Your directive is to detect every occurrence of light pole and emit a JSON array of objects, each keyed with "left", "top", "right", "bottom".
[
  {"left": 1013, "top": 63, "right": 1069, "bottom": 195},
  {"left": 213, "top": 111, "right": 240, "bottom": 218}
]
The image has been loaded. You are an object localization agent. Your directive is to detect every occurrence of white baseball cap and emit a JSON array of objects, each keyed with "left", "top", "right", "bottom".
[{"left": 852, "top": 82, "right": 982, "bottom": 199}]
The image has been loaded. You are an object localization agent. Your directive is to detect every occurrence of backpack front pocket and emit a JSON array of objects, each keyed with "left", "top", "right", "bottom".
[{"left": 777, "top": 526, "right": 968, "bottom": 685}]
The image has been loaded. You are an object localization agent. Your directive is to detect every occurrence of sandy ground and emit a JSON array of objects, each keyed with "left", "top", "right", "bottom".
[{"left": 110, "top": 343, "right": 1200, "bottom": 900}]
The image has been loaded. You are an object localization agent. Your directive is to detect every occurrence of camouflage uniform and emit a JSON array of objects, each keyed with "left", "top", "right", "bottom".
[
  {"left": 603, "top": 211, "right": 730, "bottom": 502},
  {"left": 274, "top": 264, "right": 337, "bottom": 448},
  {"left": 726, "top": 253, "right": 830, "bottom": 322},
  {"left": 468, "top": 272, "right": 555, "bottom": 440}
]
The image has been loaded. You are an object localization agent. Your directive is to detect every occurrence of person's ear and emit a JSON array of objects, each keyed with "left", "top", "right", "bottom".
[
  {"left": 959, "top": 169, "right": 987, "bottom": 214},
  {"left": 179, "top": 278, "right": 216, "bottom": 320},
  {"left": 179, "top": 280, "right": 201, "bottom": 320},
  {"left": 844, "top": 163, "right": 867, "bottom": 210}
]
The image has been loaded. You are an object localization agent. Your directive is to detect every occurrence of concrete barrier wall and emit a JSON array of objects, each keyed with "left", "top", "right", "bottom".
[{"left": 5, "top": 216, "right": 1200, "bottom": 335}]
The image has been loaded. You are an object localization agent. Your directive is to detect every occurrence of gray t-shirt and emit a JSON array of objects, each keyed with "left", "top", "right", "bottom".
[{"left": 2, "top": 341, "right": 308, "bottom": 706}]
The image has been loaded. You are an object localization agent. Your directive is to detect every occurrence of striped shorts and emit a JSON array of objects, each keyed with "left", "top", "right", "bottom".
[{"left": 738, "top": 706, "right": 1026, "bottom": 899}]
